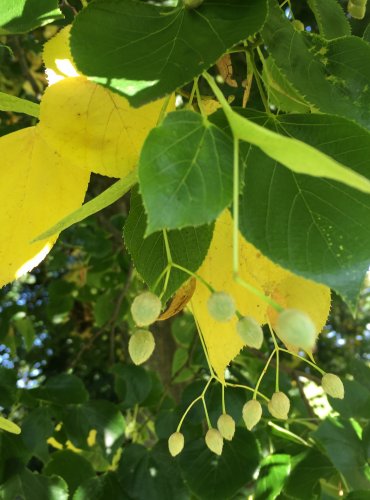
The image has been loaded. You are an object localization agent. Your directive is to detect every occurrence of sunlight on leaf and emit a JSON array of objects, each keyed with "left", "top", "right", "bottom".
[
  {"left": 43, "top": 25, "right": 79, "bottom": 85},
  {"left": 191, "top": 211, "right": 331, "bottom": 379},
  {"left": 0, "top": 127, "right": 90, "bottom": 288}
]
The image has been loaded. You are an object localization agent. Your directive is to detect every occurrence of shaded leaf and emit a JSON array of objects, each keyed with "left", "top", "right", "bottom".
[
  {"left": 0, "top": 468, "right": 68, "bottom": 500},
  {"left": 307, "top": 0, "right": 351, "bottom": 39},
  {"left": 312, "top": 418, "right": 370, "bottom": 490},
  {"left": 29, "top": 374, "right": 89, "bottom": 405},
  {"left": 179, "top": 427, "right": 259, "bottom": 500},
  {"left": 262, "top": 0, "right": 370, "bottom": 129},
  {"left": 44, "top": 450, "right": 95, "bottom": 495},
  {"left": 238, "top": 110, "right": 370, "bottom": 308},
  {"left": 73, "top": 472, "right": 128, "bottom": 500},
  {"left": 117, "top": 442, "right": 187, "bottom": 500},
  {"left": 70, "top": 0, "right": 267, "bottom": 105},
  {"left": 255, "top": 454, "right": 291, "bottom": 500},
  {"left": 124, "top": 189, "right": 213, "bottom": 302}
]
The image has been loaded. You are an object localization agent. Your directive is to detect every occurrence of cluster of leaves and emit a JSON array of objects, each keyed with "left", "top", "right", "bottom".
[{"left": 0, "top": 0, "right": 370, "bottom": 498}]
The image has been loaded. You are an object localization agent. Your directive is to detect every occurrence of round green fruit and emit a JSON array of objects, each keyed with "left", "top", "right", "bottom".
[
  {"left": 131, "top": 291, "right": 161, "bottom": 327},
  {"left": 237, "top": 316, "right": 264, "bottom": 349},
  {"left": 207, "top": 291, "right": 236, "bottom": 322},
  {"left": 217, "top": 413, "right": 235, "bottom": 441},
  {"left": 275, "top": 309, "right": 316, "bottom": 351},
  {"left": 128, "top": 329, "right": 155, "bottom": 365},
  {"left": 168, "top": 431, "right": 185, "bottom": 457}
]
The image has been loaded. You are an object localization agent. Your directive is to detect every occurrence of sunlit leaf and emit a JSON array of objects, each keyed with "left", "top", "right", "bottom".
[{"left": 0, "top": 127, "right": 90, "bottom": 288}]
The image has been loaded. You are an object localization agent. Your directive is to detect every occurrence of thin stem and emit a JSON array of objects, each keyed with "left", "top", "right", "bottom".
[
  {"left": 202, "top": 397, "right": 212, "bottom": 428},
  {"left": 221, "top": 384, "right": 226, "bottom": 414},
  {"left": 177, "top": 395, "right": 202, "bottom": 431},
  {"left": 177, "top": 376, "right": 214, "bottom": 431},
  {"left": 171, "top": 263, "right": 214, "bottom": 292},
  {"left": 195, "top": 80, "right": 206, "bottom": 116},
  {"left": 157, "top": 94, "right": 172, "bottom": 125},
  {"left": 268, "top": 322, "right": 280, "bottom": 392},
  {"left": 193, "top": 314, "right": 216, "bottom": 377},
  {"left": 235, "top": 275, "right": 284, "bottom": 312},
  {"left": 153, "top": 264, "right": 171, "bottom": 294},
  {"left": 254, "top": 349, "right": 276, "bottom": 399},
  {"left": 232, "top": 137, "right": 240, "bottom": 276},
  {"left": 279, "top": 348, "right": 325, "bottom": 375},
  {"left": 159, "top": 268, "right": 171, "bottom": 300},
  {"left": 247, "top": 49, "right": 269, "bottom": 113},
  {"left": 163, "top": 229, "right": 173, "bottom": 265},
  {"left": 189, "top": 77, "right": 198, "bottom": 106},
  {"left": 225, "top": 382, "right": 269, "bottom": 402}
]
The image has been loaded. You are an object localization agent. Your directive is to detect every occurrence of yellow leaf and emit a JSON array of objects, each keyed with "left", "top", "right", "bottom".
[
  {"left": 0, "top": 127, "right": 90, "bottom": 288},
  {"left": 0, "top": 415, "right": 21, "bottom": 434},
  {"left": 191, "top": 210, "right": 331, "bottom": 379},
  {"left": 42, "top": 25, "right": 79, "bottom": 85},
  {"left": 190, "top": 211, "right": 270, "bottom": 379},
  {"left": 38, "top": 77, "right": 175, "bottom": 178}
]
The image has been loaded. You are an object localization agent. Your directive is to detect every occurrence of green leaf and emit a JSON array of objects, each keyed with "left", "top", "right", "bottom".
[
  {"left": 312, "top": 418, "right": 370, "bottom": 490},
  {"left": 21, "top": 408, "right": 54, "bottom": 462},
  {"left": 262, "top": 57, "right": 310, "bottom": 113},
  {"left": 117, "top": 442, "right": 187, "bottom": 500},
  {"left": 112, "top": 364, "right": 152, "bottom": 409},
  {"left": 0, "top": 468, "right": 68, "bottom": 500},
  {"left": 307, "top": 0, "right": 351, "bottom": 39},
  {"left": 29, "top": 374, "right": 89, "bottom": 405},
  {"left": 63, "top": 401, "right": 125, "bottom": 459},
  {"left": 179, "top": 427, "right": 259, "bottom": 500},
  {"left": 283, "top": 449, "right": 335, "bottom": 498},
  {"left": 124, "top": 189, "right": 213, "bottom": 302},
  {"left": 139, "top": 110, "right": 233, "bottom": 233},
  {"left": 255, "top": 454, "right": 291, "bottom": 500},
  {"left": 44, "top": 450, "right": 95, "bottom": 495},
  {"left": 70, "top": 0, "right": 267, "bottom": 106},
  {"left": 327, "top": 379, "right": 370, "bottom": 419},
  {"left": 33, "top": 172, "right": 137, "bottom": 242},
  {"left": 13, "top": 316, "right": 35, "bottom": 351},
  {"left": 73, "top": 472, "right": 128, "bottom": 500},
  {"left": 0, "top": 92, "right": 39, "bottom": 118},
  {"left": 0, "top": 0, "right": 63, "bottom": 34},
  {"left": 237, "top": 110, "right": 370, "bottom": 308},
  {"left": 262, "top": 0, "right": 370, "bottom": 129},
  {"left": 364, "top": 24, "right": 370, "bottom": 43}
]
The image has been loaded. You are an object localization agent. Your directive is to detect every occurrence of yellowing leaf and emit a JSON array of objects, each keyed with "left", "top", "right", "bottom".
[
  {"left": 0, "top": 415, "right": 21, "bottom": 434},
  {"left": 0, "top": 127, "right": 90, "bottom": 288},
  {"left": 191, "top": 211, "right": 271, "bottom": 379},
  {"left": 38, "top": 77, "right": 175, "bottom": 178},
  {"left": 191, "top": 210, "right": 331, "bottom": 379},
  {"left": 42, "top": 25, "right": 79, "bottom": 84}
]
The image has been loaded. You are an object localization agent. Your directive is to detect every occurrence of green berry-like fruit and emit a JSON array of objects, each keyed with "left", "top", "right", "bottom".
[
  {"left": 275, "top": 309, "right": 316, "bottom": 351},
  {"left": 183, "top": 0, "right": 204, "bottom": 9},
  {"left": 242, "top": 400, "right": 262, "bottom": 430},
  {"left": 237, "top": 316, "right": 264, "bottom": 349},
  {"left": 217, "top": 413, "right": 235, "bottom": 441},
  {"left": 322, "top": 373, "right": 345, "bottom": 399},
  {"left": 128, "top": 329, "right": 155, "bottom": 365},
  {"left": 168, "top": 431, "right": 185, "bottom": 457},
  {"left": 205, "top": 428, "right": 223, "bottom": 455},
  {"left": 268, "top": 392, "right": 290, "bottom": 420},
  {"left": 207, "top": 291, "right": 236, "bottom": 322},
  {"left": 131, "top": 291, "right": 161, "bottom": 327},
  {"left": 348, "top": 0, "right": 367, "bottom": 19},
  {"left": 292, "top": 19, "right": 305, "bottom": 31}
]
